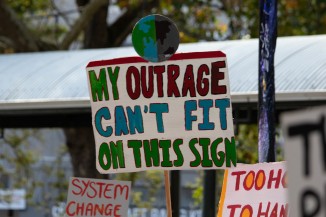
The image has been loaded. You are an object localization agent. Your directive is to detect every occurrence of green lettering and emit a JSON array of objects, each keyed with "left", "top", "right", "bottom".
[
  {"left": 189, "top": 138, "right": 201, "bottom": 167},
  {"left": 210, "top": 138, "right": 224, "bottom": 167},
  {"left": 110, "top": 140, "right": 125, "bottom": 169},
  {"left": 199, "top": 138, "right": 212, "bottom": 167},
  {"left": 173, "top": 139, "right": 184, "bottom": 167},
  {"left": 127, "top": 140, "right": 142, "bottom": 168},
  {"left": 89, "top": 68, "right": 109, "bottom": 102},
  {"left": 160, "top": 140, "right": 173, "bottom": 167},
  {"left": 225, "top": 137, "right": 237, "bottom": 167},
  {"left": 98, "top": 142, "right": 111, "bottom": 170},
  {"left": 107, "top": 66, "right": 120, "bottom": 100},
  {"left": 144, "top": 139, "right": 160, "bottom": 167}
]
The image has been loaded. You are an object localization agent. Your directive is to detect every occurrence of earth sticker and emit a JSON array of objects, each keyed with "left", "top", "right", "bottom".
[{"left": 132, "top": 14, "right": 180, "bottom": 62}]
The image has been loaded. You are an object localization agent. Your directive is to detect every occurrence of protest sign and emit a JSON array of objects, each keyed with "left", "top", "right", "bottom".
[
  {"left": 86, "top": 51, "right": 236, "bottom": 173},
  {"left": 281, "top": 106, "right": 326, "bottom": 217},
  {"left": 217, "top": 162, "right": 288, "bottom": 217},
  {"left": 65, "top": 177, "right": 131, "bottom": 217}
]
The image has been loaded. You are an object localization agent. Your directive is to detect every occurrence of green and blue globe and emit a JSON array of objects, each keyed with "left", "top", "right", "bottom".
[{"left": 132, "top": 14, "right": 179, "bottom": 62}]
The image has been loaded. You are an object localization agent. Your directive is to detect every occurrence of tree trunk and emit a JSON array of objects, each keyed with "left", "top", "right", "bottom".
[
  {"left": 75, "top": 0, "right": 159, "bottom": 48},
  {"left": 84, "top": 1, "right": 109, "bottom": 48},
  {"left": 0, "top": 0, "right": 39, "bottom": 52},
  {"left": 107, "top": 0, "right": 160, "bottom": 47},
  {"left": 64, "top": 127, "right": 107, "bottom": 179},
  {"left": 60, "top": 0, "right": 109, "bottom": 49}
]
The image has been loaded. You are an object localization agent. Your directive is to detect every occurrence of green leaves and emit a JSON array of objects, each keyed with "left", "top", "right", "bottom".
[
  {"left": 6, "top": 0, "right": 49, "bottom": 16},
  {"left": 0, "top": 129, "right": 69, "bottom": 214},
  {"left": 236, "top": 124, "right": 259, "bottom": 164}
]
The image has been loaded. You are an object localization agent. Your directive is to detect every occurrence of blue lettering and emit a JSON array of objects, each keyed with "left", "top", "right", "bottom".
[
  {"left": 150, "top": 103, "right": 169, "bottom": 133},
  {"left": 185, "top": 100, "right": 197, "bottom": 130},
  {"left": 95, "top": 107, "right": 112, "bottom": 137},
  {"left": 115, "top": 106, "right": 129, "bottom": 136},
  {"left": 215, "top": 98, "right": 230, "bottom": 130},
  {"left": 127, "top": 106, "right": 144, "bottom": 135},
  {"left": 198, "top": 99, "right": 214, "bottom": 130}
]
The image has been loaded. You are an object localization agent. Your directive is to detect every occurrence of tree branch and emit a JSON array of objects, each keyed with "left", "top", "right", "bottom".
[
  {"left": 107, "top": 0, "right": 159, "bottom": 47},
  {"left": 59, "top": 0, "right": 108, "bottom": 50},
  {"left": 0, "top": 0, "right": 39, "bottom": 52}
]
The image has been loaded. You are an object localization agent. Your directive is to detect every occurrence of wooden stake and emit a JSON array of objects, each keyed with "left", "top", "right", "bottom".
[{"left": 164, "top": 170, "right": 173, "bottom": 217}]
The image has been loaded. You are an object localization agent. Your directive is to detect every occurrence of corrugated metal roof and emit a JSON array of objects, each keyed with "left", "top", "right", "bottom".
[{"left": 0, "top": 35, "right": 325, "bottom": 110}]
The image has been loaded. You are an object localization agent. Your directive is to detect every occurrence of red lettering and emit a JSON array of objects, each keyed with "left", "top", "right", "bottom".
[
  {"left": 81, "top": 180, "right": 90, "bottom": 196},
  {"left": 76, "top": 202, "right": 85, "bottom": 216},
  {"left": 270, "top": 203, "right": 278, "bottom": 217},
  {"left": 66, "top": 202, "right": 124, "bottom": 217},
  {"left": 257, "top": 202, "right": 270, "bottom": 217},
  {"left": 141, "top": 66, "right": 154, "bottom": 98},
  {"left": 255, "top": 170, "right": 266, "bottom": 190},
  {"left": 197, "top": 64, "right": 209, "bottom": 96},
  {"left": 282, "top": 171, "right": 287, "bottom": 188},
  {"left": 105, "top": 204, "right": 113, "bottom": 215},
  {"left": 211, "top": 61, "right": 226, "bottom": 95},
  {"left": 267, "top": 169, "right": 282, "bottom": 189},
  {"left": 71, "top": 179, "right": 82, "bottom": 195},
  {"left": 123, "top": 62, "right": 229, "bottom": 100},
  {"left": 86, "top": 181, "right": 97, "bottom": 198},
  {"left": 182, "top": 65, "right": 196, "bottom": 97},
  {"left": 153, "top": 66, "right": 165, "bottom": 97},
  {"left": 104, "top": 183, "right": 114, "bottom": 199},
  {"left": 114, "top": 204, "right": 122, "bottom": 217},
  {"left": 126, "top": 66, "right": 140, "bottom": 100},
  {"left": 66, "top": 201, "right": 76, "bottom": 216},
  {"left": 114, "top": 184, "right": 130, "bottom": 200},
  {"left": 279, "top": 204, "right": 288, "bottom": 217},
  {"left": 231, "top": 171, "right": 246, "bottom": 191},
  {"left": 96, "top": 182, "right": 106, "bottom": 198},
  {"left": 85, "top": 203, "right": 93, "bottom": 216},
  {"left": 227, "top": 204, "right": 241, "bottom": 217},
  {"left": 240, "top": 205, "right": 253, "bottom": 217},
  {"left": 243, "top": 171, "right": 255, "bottom": 191},
  {"left": 167, "top": 65, "right": 180, "bottom": 97},
  {"left": 94, "top": 204, "right": 104, "bottom": 215}
]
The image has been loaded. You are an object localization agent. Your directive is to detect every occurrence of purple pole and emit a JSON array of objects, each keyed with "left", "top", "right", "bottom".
[{"left": 258, "top": 0, "right": 277, "bottom": 162}]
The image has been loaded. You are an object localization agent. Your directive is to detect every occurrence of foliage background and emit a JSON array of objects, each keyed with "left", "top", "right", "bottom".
[{"left": 0, "top": 0, "right": 325, "bottom": 216}]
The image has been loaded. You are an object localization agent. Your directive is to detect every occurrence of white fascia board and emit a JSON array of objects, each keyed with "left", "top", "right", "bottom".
[
  {"left": 231, "top": 91, "right": 326, "bottom": 103},
  {"left": 0, "top": 98, "right": 91, "bottom": 110},
  {"left": 0, "top": 91, "right": 325, "bottom": 111}
]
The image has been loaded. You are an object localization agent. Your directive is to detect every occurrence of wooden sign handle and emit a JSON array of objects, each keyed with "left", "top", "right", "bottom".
[{"left": 164, "top": 170, "right": 173, "bottom": 217}]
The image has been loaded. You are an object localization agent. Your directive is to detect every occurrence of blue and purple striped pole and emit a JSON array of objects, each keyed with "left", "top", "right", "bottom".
[{"left": 258, "top": 0, "right": 277, "bottom": 162}]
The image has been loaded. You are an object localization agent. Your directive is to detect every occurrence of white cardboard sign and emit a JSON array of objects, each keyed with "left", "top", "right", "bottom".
[
  {"left": 217, "top": 162, "right": 288, "bottom": 217},
  {"left": 281, "top": 106, "right": 326, "bottom": 217},
  {"left": 86, "top": 51, "right": 236, "bottom": 173},
  {"left": 65, "top": 177, "right": 131, "bottom": 217}
]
